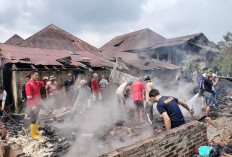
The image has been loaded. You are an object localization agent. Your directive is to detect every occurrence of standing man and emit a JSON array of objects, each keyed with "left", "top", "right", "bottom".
[
  {"left": 116, "top": 80, "right": 133, "bottom": 111},
  {"left": 25, "top": 70, "right": 44, "bottom": 139},
  {"left": 99, "top": 75, "right": 109, "bottom": 88},
  {"left": 149, "top": 89, "right": 194, "bottom": 130},
  {"left": 64, "top": 73, "right": 74, "bottom": 105},
  {"left": 202, "top": 69, "right": 220, "bottom": 117},
  {"left": 199, "top": 67, "right": 208, "bottom": 107},
  {"left": 91, "top": 73, "right": 102, "bottom": 103},
  {"left": 73, "top": 80, "right": 91, "bottom": 114},
  {"left": 131, "top": 78, "right": 146, "bottom": 122},
  {"left": 0, "top": 85, "right": 7, "bottom": 120},
  {"left": 45, "top": 75, "right": 59, "bottom": 98},
  {"left": 144, "top": 75, "right": 154, "bottom": 124}
]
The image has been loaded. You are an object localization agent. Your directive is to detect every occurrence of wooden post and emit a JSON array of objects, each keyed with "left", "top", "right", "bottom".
[
  {"left": 168, "top": 51, "right": 171, "bottom": 63},
  {"left": 11, "top": 70, "right": 20, "bottom": 113},
  {"left": 156, "top": 52, "right": 160, "bottom": 60}
]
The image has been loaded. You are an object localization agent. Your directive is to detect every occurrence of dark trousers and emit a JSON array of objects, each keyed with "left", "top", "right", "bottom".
[
  {"left": 29, "top": 106, "right": 40, "bottom": 124},
  {"left": 145, "top": 101, "right": 153, "bottom": 123}
]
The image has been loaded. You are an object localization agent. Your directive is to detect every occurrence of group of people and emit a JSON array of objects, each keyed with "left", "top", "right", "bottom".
[
  {"left": 0, "top": 66, "right": 221, "bottom": 139},
  {"left": 20, "top": 71, "right": 108, "bottom": 138},
  {"left": 116, "top": 75, "right": 194, "bottom": 130}
]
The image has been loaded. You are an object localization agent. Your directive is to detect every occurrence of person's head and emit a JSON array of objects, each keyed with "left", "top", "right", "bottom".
[
  {"left": 144, "top": 75, "right": 151, "bottom": 83},
  {"left": 93, "top": 73, "right": 98, "bottom": 78},
  {"left": 67, "top": 73, "right": 73, "bottom": 80},
  {"left": 26, "top": 75, "right": 31, "bottom": 82},
  {"left": 206, "top": 69, "right": 213, "bottom": 78},
  {"left": 127, "top": 80, "right": 134, "bottom": 86},
  {"left": 80, "top": 79, "right": 87, "bottom": 87},
  {"left": 0, "top": 85, "right": 4, "bottom": 94},
  {"left": 149, "top": 89, "right": 161, "bottom": 102},
  {"left": 203, "top": 67, "right": 208, "bottom": 73},
  {"left": 50, "top": 75, "right": 56, "bottom": 82},
  {"left": 30, "top": 70, "right": 39, "bottom": 81},
  {"left": 136, "top": 77, "right": 141, "bottom": 81},
  {"left": 101, "top": 75, "right": 105, "bottom": 79}
]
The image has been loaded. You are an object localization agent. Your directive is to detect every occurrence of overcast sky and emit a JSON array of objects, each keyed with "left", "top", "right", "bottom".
[{"left": 0, "top": 0, "right": 232, "bottom": 48}]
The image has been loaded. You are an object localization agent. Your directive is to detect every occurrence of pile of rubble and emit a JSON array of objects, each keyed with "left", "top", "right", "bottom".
[
  {"left": 216, "top": 79, "right": 232, "bottom": 113},
  {"left": 207, "top": 117, "right": 232, "bottom": 146}
]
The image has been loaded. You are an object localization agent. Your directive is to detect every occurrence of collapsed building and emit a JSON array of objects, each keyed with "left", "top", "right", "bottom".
[
  {"left": 0, "top": 24, "right": 179, "bottom": 113},
  {"left": 100, "top": 28, "right": 220, "bottom": 67}
]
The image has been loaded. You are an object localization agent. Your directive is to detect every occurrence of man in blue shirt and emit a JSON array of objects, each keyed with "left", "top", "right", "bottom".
[{"left": 149, "top": 89, "right": 194, "bottom": 130}]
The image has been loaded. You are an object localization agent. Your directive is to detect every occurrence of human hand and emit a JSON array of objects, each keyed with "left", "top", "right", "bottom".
[
  {"left": 22, "top": 99, "right": 25, "bottom": 103},
  {"left": 1, "top": 107, "right": 4, "bottom": 111},
  {"left": 189, "top": 108, "right": 194, "bottom": 115}
]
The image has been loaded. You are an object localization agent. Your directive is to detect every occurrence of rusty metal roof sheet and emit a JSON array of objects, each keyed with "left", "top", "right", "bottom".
[
  {"left": 100, "top": 28, "right": 166, "bottom": 52},
  {"left": 4, "top": 34, "right": 24, "bottom": 46},
  {"left": 96, "top": 51, "right": 179, "bottom": 70},
  {"left": 0, "top": 43, "right": 86, "bottom": 68},
  {"left": 18, "top": 24, "right": 98, "bottom": 52}
]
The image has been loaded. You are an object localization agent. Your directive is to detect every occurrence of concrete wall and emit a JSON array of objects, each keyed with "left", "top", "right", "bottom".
[{"left": 99, "top": 121, "right": 207, "bottom": 157}]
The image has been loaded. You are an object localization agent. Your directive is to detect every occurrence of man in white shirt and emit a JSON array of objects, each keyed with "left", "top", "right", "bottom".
[
  {"left": 0, "top": 85, "right": 7, "bottom": 117},
  {"left": 116, "top": 80, "right": 133, "bottom": 111},
  {"left": 99, "top": 75, "right": 109, "bottom": 88}
]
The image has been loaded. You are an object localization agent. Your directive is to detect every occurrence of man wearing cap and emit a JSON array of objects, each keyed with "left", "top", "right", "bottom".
[
  {"left": 91, "top": 73, "right": 102, "bottom": 103},
  {"left": 144, "top": 75, "right": 154, "bottom": 124},
  {"left": 131, "top": 77, "right": 146, "bottom": 122},
  {"left": 45, "top": 75, "right": 59, "bottom": 98},
  {"left": 116, "top": 80, "right": 133, "bottom": 111},
  {"left": 202, "top": 69, "right": 220, "bottom": 117}
]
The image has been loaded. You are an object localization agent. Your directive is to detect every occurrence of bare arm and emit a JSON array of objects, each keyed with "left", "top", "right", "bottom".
[
  {"left": 1, "top": 101, "right": 5, "bottom": 111},
  {"left": 46, "top": 89, "right": 49, "bottom": 98},
  {"left": 162, "top": 112, "right": 171, "bottom": 130},
  {"left": 142, "top": 89, "right": 146, "bottom": 100},
  {"left": 178, "top": 99, "right": 194, "bottom": 115},
  {"left": 213, "top": 78, "right": 220, "bottom": 87}
]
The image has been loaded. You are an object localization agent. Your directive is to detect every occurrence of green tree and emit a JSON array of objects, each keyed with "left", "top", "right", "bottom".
[{"left": 211, "top": 32, "right": 232, "bottom": 76}]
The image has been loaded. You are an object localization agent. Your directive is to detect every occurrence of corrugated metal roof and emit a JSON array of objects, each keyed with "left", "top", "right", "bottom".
[
  {"left": 0, "top": 43, "right": 86, "bottom": 68},
  {"left": 18, "top": 24, "right": 98, "bottom": 52},
  {"left": 100, "top": 28, "right": 166, "bottom": 52},
  {"left": 4, "top": 34, "right": 24, "bottom": 46},
  {"left": 96, "top": 51, "right": 179, "bottom": 70}
]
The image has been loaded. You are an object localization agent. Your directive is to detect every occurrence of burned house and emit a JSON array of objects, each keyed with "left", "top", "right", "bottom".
[
  {"left": 0, "top": 24, "right": 181, "bottom": 113},
  {"left": 100, "top": 28, "right": 220, "bottom": 67}
]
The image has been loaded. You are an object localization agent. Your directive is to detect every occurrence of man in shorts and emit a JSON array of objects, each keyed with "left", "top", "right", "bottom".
[{"left": 132, "top": 78, "right": 146, "bottom": 122}]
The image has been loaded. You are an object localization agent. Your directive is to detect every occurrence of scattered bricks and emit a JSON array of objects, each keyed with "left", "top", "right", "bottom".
[{"left": 175, "top": 147, "right": 183, "bottom": 153}]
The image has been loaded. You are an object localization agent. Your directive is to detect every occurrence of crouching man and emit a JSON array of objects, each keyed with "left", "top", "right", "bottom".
[{"left": 149, "top": 89, "right": 194, "bottom": 130}]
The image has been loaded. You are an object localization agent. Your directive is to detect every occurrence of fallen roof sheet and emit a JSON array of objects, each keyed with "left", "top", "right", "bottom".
[
  {"left": 96, "top": 51, "right": 179, "bottom": 70},
  {"left": 19, "top": 24, "right": 98, "bottom": 52}
]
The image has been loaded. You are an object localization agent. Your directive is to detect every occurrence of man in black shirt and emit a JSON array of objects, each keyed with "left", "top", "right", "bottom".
[{"left": 203, "top": 69, "right": 220, "bottom": 117}]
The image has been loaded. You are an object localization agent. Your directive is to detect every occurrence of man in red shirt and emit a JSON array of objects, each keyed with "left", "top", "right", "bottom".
[
  {"left": 91, "top": 73, "right": 102, "bottom": 103},
  {"left": 132, "top": 78, "right": 146, "bottom": 122},
  {"left": 25, "top": 70, "right": 44, "bottom": 138}
]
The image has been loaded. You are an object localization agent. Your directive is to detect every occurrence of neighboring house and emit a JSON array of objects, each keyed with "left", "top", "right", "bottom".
[{"left": 100, "top": 28, "right": 220, "bottom": 66}]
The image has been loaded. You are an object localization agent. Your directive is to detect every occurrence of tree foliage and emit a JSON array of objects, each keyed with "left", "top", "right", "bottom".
[{"left": 211, "top": 32, "right": 232, "bottom": 76}]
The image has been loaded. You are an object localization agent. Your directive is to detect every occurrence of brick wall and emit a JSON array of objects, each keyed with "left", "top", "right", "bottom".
[{"left": 99, "top": 121, "right": 207, "bottom": 157}]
